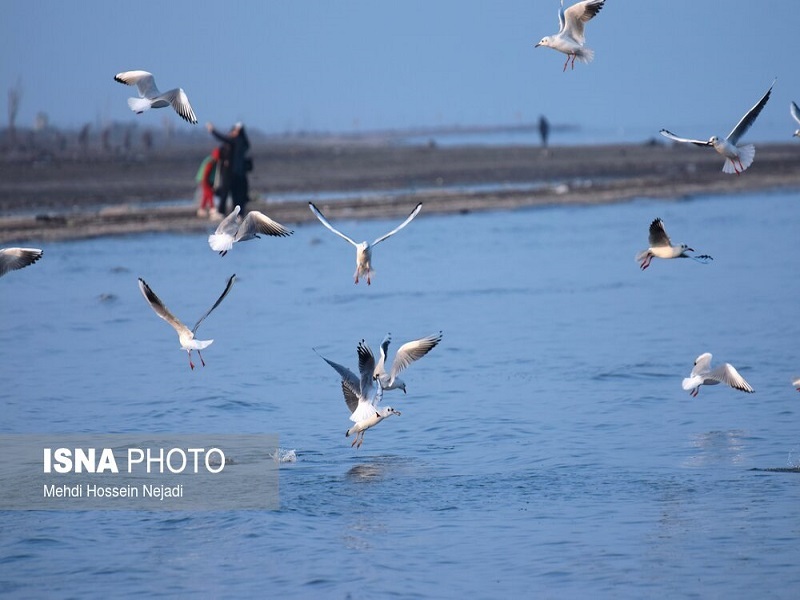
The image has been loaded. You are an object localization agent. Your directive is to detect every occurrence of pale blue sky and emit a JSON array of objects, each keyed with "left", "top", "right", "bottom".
[{"left": 2, "top": 1, "right": 798, "bottom": 142}]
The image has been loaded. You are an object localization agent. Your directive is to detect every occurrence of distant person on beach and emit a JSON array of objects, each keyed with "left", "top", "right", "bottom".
[
  {"left": 195, "top": 147, "right": 220, "bottom": 218},
  {"left": 539, "top": 115, "right": 550, "bottom": 148},
  {"left": 206, "top": 122, "right": 252, "bottom": 214}
]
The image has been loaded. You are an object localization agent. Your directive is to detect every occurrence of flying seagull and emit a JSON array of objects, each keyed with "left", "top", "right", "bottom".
[
  {"left": 308, "top": 201, "right": 422, "bottom": 285},
  {"left": 635, "top": 218, "right": 713, "bottom": 270},
  {"left": 315, "top": 341, "right": 400, "bottom": 448},
  {"left": 114, "top": 70, "right": 197, "bottom": 124},
  {"left": 790, "top": 101, "right": 800, "bottom": 138},
  {"left": 792, "top": 376, "right": 800, "bottom": 392},
  {"left": 535, "top": 0, "right": 606, "bottom": 71},
  {"left": 208, "top": 205, "right": 293, "bottom": 256},
  {"left": 0, "top": 247, "right": 43, "bottom": 277},
  {"left": 363, "top": 331, "right": 443, "bottom": 393},
  {"left": 138, "top": 274, "right": 235, "bottom": 370},
  {"left": 660, "top": 79, "right": 775, "bottom": 175},
  {"left": 682, "top": 353, "right": 754, "bottom": 397}
]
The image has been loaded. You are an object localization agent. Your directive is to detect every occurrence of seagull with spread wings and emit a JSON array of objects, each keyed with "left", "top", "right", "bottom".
[
  {"left": 138, "top": 274, "right": 235, "bottom": 370},
  {"left": 361, "top": 331, "right": 443, "bottom": 394},
  {"left": 635, "top": 218, "right": 712, "bottom": 270},
  {"left": 682, "top": 353, "right": 754, "bottom": 397},
  {"left": 114, "top": 70, "right": 197, "bottom": 124},
  {"left": 790, "top": 101, "right": 800, "bottom": 138},
  {"left": 0, "top": 247, "right": 43, "bottom": 277},
  {"left": 308, "top": 202, "right": 422, "bottom": 285},
  {"left": 208, "top": 205, "right": 293, "bottom": 256},
  {"left": 660, "top": 80, "right": 775, "bottom": 175},
  {"left": 535, "top": 0, "right": 606, "bottom": 71}
]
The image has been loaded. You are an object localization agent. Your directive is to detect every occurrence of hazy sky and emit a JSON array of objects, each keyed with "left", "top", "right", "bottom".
[{"left": 3, "top": 1, "right": 798, "bottom": 142}]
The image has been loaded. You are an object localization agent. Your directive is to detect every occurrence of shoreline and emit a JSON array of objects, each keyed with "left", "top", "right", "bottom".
[{"left": 2, "top": 141, "right": 798, "bottom": 244}]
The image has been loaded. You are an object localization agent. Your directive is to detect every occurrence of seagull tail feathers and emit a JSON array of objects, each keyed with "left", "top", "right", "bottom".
[
  {"left": 682, "top": 376, "right": 700, "bottom": 392},
  {"left": 208, "top": 234, "right": 234, "bottom": 253},
  {"left": 127, "top": 97, "right": 151, "bottom": 114},
  {"left": 722, "top": 145, "right": 755, "bottom": 174},
  {"left": 576, "top": 47, "right": 594, "bottom": 64},
  {"left": 187, "top": 339, "right": 213, "bottom": 351}
]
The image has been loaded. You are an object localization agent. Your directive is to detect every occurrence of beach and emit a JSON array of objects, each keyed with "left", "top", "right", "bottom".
[{"left": 1, "top": 140, "right": 799, "bottom": 244}]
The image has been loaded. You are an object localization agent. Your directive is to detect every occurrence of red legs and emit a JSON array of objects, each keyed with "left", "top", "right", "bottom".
[
  {"left": 350, "top": 432, "right": 364, "bottom": 448},
  {"left": 187, "top": 352, "right": 195, "bottom": 370},
  {"left": 367, "top": 275, "right": 371, "bottom": 286},
  {"left": 563, "top": 55, "right": 570, "bottom": 72},
  {"left": 197, "top": 350, "right": 206, "bottom": 367},
  {"left": 691, "top": 388, "right": 699, "bottom": 397},
  {"left": 640, "top": 254, "right": 652, "bottom": 271},
  {"left": 563, "top": 53, "right": 577, "bottom": 71}
]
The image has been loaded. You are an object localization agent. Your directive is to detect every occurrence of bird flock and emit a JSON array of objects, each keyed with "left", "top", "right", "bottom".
[{"left": 5, "top": 1, "right": 800, "bottom": 448}]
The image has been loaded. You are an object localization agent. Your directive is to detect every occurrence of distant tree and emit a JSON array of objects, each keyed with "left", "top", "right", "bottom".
[
  {"left": 78, "top": 123, "right": 91, "bottom": 153},
  {"left": 7, "top": 77, "right": 23, "bottom": 146},
  {"left": 142, "top": 129, "right": 153, "bottom": 151}
]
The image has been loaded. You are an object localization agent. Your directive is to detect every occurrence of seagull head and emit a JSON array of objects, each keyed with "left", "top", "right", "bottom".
[
  {"left": 386, "top": 407, "right": 401, "bottom": 416},
  {"left": 708, "top": 135, "right": 720, "bottom": 145},
  {"left": 681, "top": 244, "right": 694, "bottom": 253},
  {"left": 535, "top": 37, "right": 550, "bottom": 48}
]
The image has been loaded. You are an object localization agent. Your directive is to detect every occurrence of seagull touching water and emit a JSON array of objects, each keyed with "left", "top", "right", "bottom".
[
  {"left": 660, "top": 79, "right": 775, "bottom": 175},
  {"left": 114, "top": 70, "right": 197, "bottom": 124},
  {"left": 138, "top": 274, "right": 235, "bottom": 370},
  {"left": 635, "top": 218, "right": 712, "bottom": 270},
  {"left": 308, "top": 202, "right": 422, "bottom": 285},
  {"left": 535, "top": 0, "right": 606, "bottom": 71},
  {"left": 682, "top": 353, "right": 754, "bottom": 397}
]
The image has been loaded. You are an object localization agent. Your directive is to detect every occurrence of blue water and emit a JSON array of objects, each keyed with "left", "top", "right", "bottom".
[{"left": 2, "top": 190, "right": 800, "bottom": 598}]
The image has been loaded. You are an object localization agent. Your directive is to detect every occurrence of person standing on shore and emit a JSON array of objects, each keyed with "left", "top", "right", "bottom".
[{"left": 206, "top": 122, "right": 252, "bottom": 214}]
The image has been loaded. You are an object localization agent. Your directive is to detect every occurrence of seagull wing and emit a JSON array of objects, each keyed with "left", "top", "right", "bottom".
[
  {"left": 138, "top": 278, "right": 191, "bottom": 337},
  {"left": 237, "top": 211, "right": 294, "bottom": 241},
  {"left": 114, "top": 70, "right": 158, "bottom": 98},
  {"left": 191, "top": 274, "right": 236, "bottom": 334},
  {"left": 558, "top": 0, "right": 566, "bottom": 32},
  {"left": 162, "top": 87, "right": 197, "bottom": 124},
  {"left": 375, "top": 333, "right": 392, "bottom": 377},
  {"left": 314, "top": 349, "right": 362, "bottom": 397},
  {"left": 791, "top": 101, "right": 800, "bottom": 126},
  {"left": 647, "top": 218, "right": 672, "bottom": 247},
  {"left": 340, "top": 380, "right": 361, "bottom": 415},
  {"left": 389, "top": 332, "right": 443, "bottom": 380},
  {"left": 659, "top": 129, "right": 711, "bottom": 147},
  {"left": 308, "top": 202, "right": 358, "bottom": 246},
  {"left": 371, "top": 202, "right": 423, "bottom": 246},
  {"left": 708, "top": 363, "right": 754, "bottom": 393},
  {"left": 726, "top": 79, "right": 774, "bottom": 145},
  {"left": 563, "top": 0, "right": 605, "bottom": 44},
  {"left": 0, "top": 247, "right": 43, "bottom": 277},
  {"left": 357, "top": 340, "right": 376, "bottom": 396}
]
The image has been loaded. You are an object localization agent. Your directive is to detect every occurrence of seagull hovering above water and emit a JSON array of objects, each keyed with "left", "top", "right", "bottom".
[
  {"left": 315, "top": 341, "right": 400, "bottom": 448},
  {"left": 138, "top": 274, "right": 235, "bottom": 370},
  {"left": 635, "top": 218, "right": 713, "bottom": 270},
  {"left": 208, "top": 205, "right": 293, "bottom": 256},
  {"left": 0, "top": 247, "right": 43, "bottom": 277},
  {"left": 361, "top": 331, "right": 443, "bottom": 394},
  {"left": 535, "top": 0, "right": 606, "bottom": 71},
  {"left": 308, "top": 202, "right": 422, "bottom": 285},
  {"left": 790, "top": 101, "right": 800, "bottom": 138},
  {"left": 682, "top": 353, "right": 754, "bottom": 397},
  {"left": 660, "top": 79, "right": 775, "bottom": 175},
  {"left": 114, "top": 70, "right": 197, "bottom": 124},
  {"left": 792, "top": 376, "right": 800, "bottom": 392}
]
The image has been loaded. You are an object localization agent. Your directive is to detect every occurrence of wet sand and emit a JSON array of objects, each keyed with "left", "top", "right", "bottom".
[{"left": 1, "top": 141, "right": 799, "bottom": 243}]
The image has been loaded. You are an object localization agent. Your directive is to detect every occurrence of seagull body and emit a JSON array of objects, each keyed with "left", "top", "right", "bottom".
[
  {"left": 208, "top": 205, "right": 293, "bottom": 256},
  {"left": 792, "top": 376, "right": 800, "bottom": 392},
  {"left": 308, "top": 202, "right": 422, "bottom": 285},
  {"left": 660, "top": 80, "right": 775, "bottom": 175},
  {"left": 635, "top": 218, "right": 712, "bottom": 270},
  {"left": 367, "top": 331, "right": 443, "bottom": 393},
  {"left": 315, "top": 342, "right": 400, "bottom": 448},
  {"left": 114, "top": 70, "right": 197, "bottom": 124},
  {"left": 0, "top": 247, "right": 43, "bottom": 277},
  {"left": 682, "top": 352, "right": 754, "bottom": 397},
  {"left": 790, "top": 101, "right": 800, "bottom": 137},
  {"left": 138, "top": 274, "right": 235, "bottom": 369},
  {"left": 535, "top": 0, "right": 606, "bottom": 71}
]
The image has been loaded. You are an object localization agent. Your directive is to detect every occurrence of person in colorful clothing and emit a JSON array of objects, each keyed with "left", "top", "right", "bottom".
[{"left": 195, "top": 147, "right": 220, "bottom": 218}]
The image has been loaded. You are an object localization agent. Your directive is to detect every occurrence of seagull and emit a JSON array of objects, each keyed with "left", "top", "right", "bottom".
[
  {"left": 635, "top": 218, "right": 713, "bottom": 270},
  {"left": 315, "top": 342, "right": 400, "bottom": 448},
  {"left": 0, "top": 247, "right": 43, "bottom": 277},
  {"left": 364, "top": 331, "right": 443, "bottom": 393},
  {"left": 792, "top": 376, "right": 800, "bottom": 392},
  {"left": 790, "top": 101, "right": 800, "bottom": 137},
  {"left": 308, "top": 202, "right": 422, "bottom": 285},
  {"left": 535, "top": 0, "right": 606, "bottom": 71},
  {"left": 660, "top": 79, "right": 775, "bottom": 175},
  {"left": 208, "top": 205, "right": 293, "bottom": 256},
  {"left": 682, "top": 352, "right": 754, "bottom": 397},
  {"left": 138, "top": 274, "right": 235, "bottom": 370},
  {"left": 114, "top": 70, "right": 197, "bottom": 124}
]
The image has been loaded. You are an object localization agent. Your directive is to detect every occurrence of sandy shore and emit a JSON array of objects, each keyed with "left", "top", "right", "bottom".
[{"left": 1, "top": 141, "right": 799, "bottom": 244}]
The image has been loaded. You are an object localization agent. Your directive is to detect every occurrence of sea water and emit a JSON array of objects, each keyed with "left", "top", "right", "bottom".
[{"left": 1, "top": 189, "right": 799, "bottom": 598}]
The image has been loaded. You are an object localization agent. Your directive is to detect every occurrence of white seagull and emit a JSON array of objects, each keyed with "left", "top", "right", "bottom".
[
  {"left": 208, "top": 205, "right": 293, "bottom": 256},
  {"left": 114, "top": 70, "right": 197, "bottom": 124},
  {"left": 138, "top": 274, "right": 235, "bottom": 370},
  {"left": 535, "top": 0, "right": 606, "bottom": 71},
  {"left": 315, "top": 342, "right": 400, "bottom": 448},
  {"left": 660, "top": 79, "right": 775, "bottom": 175},
  {"left": 0, "top": 247, "right": 43, "bottom": 277},
  {"left": 790, "top": 101, "right": 800, "bottom": 137},
  {"left": 682, "top": 353, "right": 754, "bottom": 397},
  {"left": 308, "top": 202, "right": 423, "bottom": 285},
  {"left": 792, "top": 376, "right": 800, "bottom": 392},
  {"left": 363, "top": 331, "right": 443, "bottom": 394},
  {"left": 635, "top": 218, "right": 713, "bottom": 270}
]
